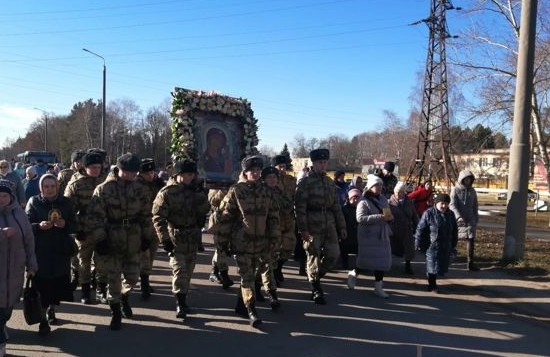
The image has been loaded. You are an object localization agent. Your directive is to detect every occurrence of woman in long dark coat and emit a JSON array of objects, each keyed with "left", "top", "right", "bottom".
[
  {"left": 26, "top": 174, "right": 76, "bottom": 336},
  {"left": 415, "top": 193, "right": 458, "bottom": 293}
]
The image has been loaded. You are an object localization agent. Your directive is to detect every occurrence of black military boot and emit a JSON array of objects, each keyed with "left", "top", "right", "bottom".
[
  {"left": 311, "top": 281, "right": 326, "bottom": 305},
  {"left": 109, "top": 302, "right": 122, "bottom": 330},
  {"left": 140, "top": 274, "right": 152, "bottom": 300},
  {"left": 219, "top": 270, "right": 234, "bottom": 289},
  {"left": 96, "top": 282, "right": 108, "bottom": 304},
  {"left": 247, "top": 300, "right": 262, "bottom": 328},
  {"left": 274, "top": 259, "right": 286, "bottom": 286},
  {"left": 209, "top": 265, "right": 222, "bottom": 284},
  {"left": 235, "top": 291, "right": 248, "bottom": 317},
  {"left": 80, "top": 284, "right": 91, "bottom": 304},
  {"left": 120, "top": 293, "right": 133, "bottom": 318},
  {"left": 254, "top": 278, "right": 265, "bottom": 302},
  {"left": 266, "top": 289, "right": 281, "bottom": 311},
  {"left": 427, "top": 273, "right": 438, "bottom": 293},
  {"left": 175, "top": 293, "right": 188, "bottom": 320}
]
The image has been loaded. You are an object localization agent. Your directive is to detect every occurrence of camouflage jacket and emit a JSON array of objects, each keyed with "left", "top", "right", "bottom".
[
  {"left": 269, "top": 185, "right": 295, "bottom": 233},
  {"left": 136, "top": 174, "right": 165, "bottom": 211},
  {"left": 152, "top": 178, "right": 210, "bottom": 245},
  {"left": 57, "top": 168, "right": 75, "bottom": 195},
  {"left": 217, "top": 180, "right": 280, "bottom": 255},
  {"left": 295, "top": 170, "right": 346, "bottom": 237},
  {"left": 63, "top": 169, "right": 107, "bottom": 233},
  {"left": 86, "top": 168, "right": 152, "bottom": 249}
]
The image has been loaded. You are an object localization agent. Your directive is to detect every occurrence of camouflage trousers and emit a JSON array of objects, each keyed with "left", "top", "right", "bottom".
[
  {"left": 211, "top": 249, "right": 232, "bottom": 271},
  {"left": 257, "top": 252, "right": 277, "bottom": 292},
  {"left": 169, "top": 251, "right": 197, "bottom": 295},
  {"left": 103, "top": 250, "right": 140, "bottom": 304},
  {"left": 235, "top": 253, "right": 271, "bottom": 307},
  {"left": 279, "top": 227, "right": 297, "bottom": 261},
  {"left": 303, "top": 233, "right": 340, "bottom": 282},
  {"left": 76, "top": 238, "right": 106, "bottom": 285},
  {"left": 140, "top": 238, "right": 159, "bottom": 275}
]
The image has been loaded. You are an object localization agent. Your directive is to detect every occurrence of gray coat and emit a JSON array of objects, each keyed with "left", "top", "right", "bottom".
[
  {"left": 356, "top": 194, "right": 392, "bottom": 271},
  {"left": 0, "top": 194, "right": 38, "bottom": 308},
  {"left": 450, "top": 170, "right": 479, "bottom": 239}
]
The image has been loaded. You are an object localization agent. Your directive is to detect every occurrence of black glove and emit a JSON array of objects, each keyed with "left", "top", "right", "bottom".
[
  {"left": 140, "top": 239, "right": 151, "bottom": 252},
  {"left": 162, "top": 240, "right": 174, "bottom": 254},
  {"left": 95, "top": 239, "right": 110, "bottom": 255}
]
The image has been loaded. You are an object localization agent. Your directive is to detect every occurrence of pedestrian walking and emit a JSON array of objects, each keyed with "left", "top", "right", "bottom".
[{"left": 207, "top": 188, "right": 234, "bottom": 289}]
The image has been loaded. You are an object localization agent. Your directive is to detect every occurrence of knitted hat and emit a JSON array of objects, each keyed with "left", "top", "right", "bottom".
[
  {"left": 365, "top": 174, "right": 383, "bottom": 190},
  {"left": 348, "top": 188, "right": 361, "bottom": 199},
  {"left": 116, "top": 153, "right": 141, "bottom": 172},
  {"left": 383, "top": 161, "right": 395, "bottom": 172},
  {"left": 261, "top": 166, "right": 279, "bottom": 180},
  {"left": 433, "top": 193, "right": 451, "bottom": 204},
  {"left": 82, "top": 153, "right": 103, "bottom": 167},
  {"left": 394, "top": 181, "right": 406, "bottom": 194},
  {"left": 140, "top": 158, "right": 156, "bottom": 172},
  {"left": 241, "top": 156, "right": 264, "bottom": 172},
  {"left": 173, "top": 160, "right": 197, "bottom": 175},
  {"left": 309, "top": 148, "right": 329, "bottom": 162},
  {"left": 0, "top": 179, "right": 13, "bottom": 195}
]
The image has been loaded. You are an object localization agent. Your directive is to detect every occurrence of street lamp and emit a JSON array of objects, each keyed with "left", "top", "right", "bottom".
[
  {"left": 82, "top": 48, "right": 106, "bottom": 149},
  {"left": 33, "top": 107, "right": 48, "bottom": 151}
]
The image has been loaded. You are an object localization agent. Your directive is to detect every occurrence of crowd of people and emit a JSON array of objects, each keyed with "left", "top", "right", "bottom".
[{"left": 0, "top": 148, "right": 481, "bottom": 355}]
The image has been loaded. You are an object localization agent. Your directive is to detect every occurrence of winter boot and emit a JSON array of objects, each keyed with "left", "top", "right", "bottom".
[
  {"left": 274, "top": 259, "right": 286, "bottom": 286},
  {"left": 427, "top": 273, "right": 438, "bottom": 293},
  {"left": 235, "top": 291, "right": 248, "bottom": 317},
  {"left": 254, "top": 278, "right": 265, "bottom": 302},
  {"left": 109, "top": 302, "right": 122, "bottom": 330},
  {"left": 46, "top": 306, "right": 58, "bottom": 325},
  {"left": 247, "top": 300, "right": 262, "bottom": 328},
  {"left": 140, "top": 274, "right": 152, "bottom": 300},
  {"left": 38, "top": 319, "right": 50, "bottom": 336},
  {"left": 219, "top": 270, "right": 234, "bottom": 289},
  {"left": 120, "top": 293, "right": 133, "bottom": 319},
  {"left": 467, "top": 240, "right": 480, "bottom": 271},
  {"left": 311, "top": 281, "right": 326, "bottom": 305},
  {"left": 80, "top": 284, "right": 91, "bottom": 304},
  {"left": 96, "top": 283, "right": 108, "bottom": 305},
  {"left": 405, "top": 260, "right": 414, "bottom": 275},
  {"left": 374, "top": 280, "right": 389, "bottom": 299},
  {"left": 175, "top": 293, "right": 189, "bottom": 320},
  {"left": 209, "top": 265, "right": 222, "bottom": 284},
  {"left": 266, "top": 289, "right": 281, "bottom": 311}
]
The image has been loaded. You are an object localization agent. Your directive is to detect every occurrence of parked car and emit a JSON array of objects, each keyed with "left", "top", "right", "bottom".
[{"left": 497, "top": 189, "right": 538, "bottom": 201}]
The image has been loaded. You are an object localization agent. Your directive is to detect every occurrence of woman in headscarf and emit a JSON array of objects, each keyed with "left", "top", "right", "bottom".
[
  {"left": 25, "top": 174, "right": 76, "bottom": 336},
  {"left": 0, "top": 179, "right": 37, "bottom": 356}
]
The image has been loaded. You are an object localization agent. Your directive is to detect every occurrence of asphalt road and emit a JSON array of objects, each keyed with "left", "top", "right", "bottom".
[{"left": 4, "top": 233, "right": 550, "bottom": 357}]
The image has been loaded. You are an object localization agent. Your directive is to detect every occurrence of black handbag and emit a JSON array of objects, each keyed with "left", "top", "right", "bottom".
[{"left": 23, "top": 276, "right": 43, "bottom": 325}]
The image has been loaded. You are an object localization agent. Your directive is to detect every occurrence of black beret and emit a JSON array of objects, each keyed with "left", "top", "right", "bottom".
[
  {"left": 71, "top": 150, "right": 86, "bottom": 163},
  {"left": 384, "top": 161, "right": 396, "bottom": 172},
  {"left": 272, "top": 155, "right": 291, "bottom": 166},
  {"left": 117, "top": 153, "right": 141, "bottom": 172},
  {"left": 241, "top": 155, "right": 264, "bottom": 172},
  {"left": 173, "top": 160, "right": 197, "bottom": 175},
  {"left": 309, "top": 148, "right": 329, "bottom": 162},
  {"left": 433, "top": 193, "right": 451, "bottom": 204},
  {"left": 82, "top": 153, "right": 103, "bottom": 167},
  {"left": 140, "top": 158, "right": 156, "bottom": 172},
  {"left": 261, "top": 166, "right": 279, "bottom": 180}
]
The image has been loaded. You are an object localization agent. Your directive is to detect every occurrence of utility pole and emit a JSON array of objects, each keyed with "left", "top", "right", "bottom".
[
  {"left": 34, "top": 107, "right": 48, "bottom": 151},
  {"left": 503, "top": 0, "right": 538, "bottom": 261},
  {"left": 406, "top": 0, "right": 461, "bottom": 191}
]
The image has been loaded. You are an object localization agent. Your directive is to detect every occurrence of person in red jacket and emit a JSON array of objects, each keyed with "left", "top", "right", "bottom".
[{"left": 407, "top": 179, "right": 433, "bottom": 217}]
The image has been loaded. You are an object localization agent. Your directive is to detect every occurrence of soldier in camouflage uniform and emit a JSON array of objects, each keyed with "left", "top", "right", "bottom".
[
  {"left": 58, "top": 150, "right": 85, "bottom": 195},
  {"left": 151, "top": 160, "right": 210, "bottom": 321},
  {"left": 207, "top": 188, "right": 234, "bottom": 289},
  {"left": 295, "top": 148, "right": 347, "bottom": 305},
  {"left": 217, "top": 156, "right": 280, "bottom": 327},
  {"left": 63, "top": 152, "right": 107, "bottom": 304},
  {"left": 86, "top": 153, "right": 153, "bottom": 330},
  {"left": 271, "top": 155, "right": 297, "bottom": 285},
  {"left": 136, "top": 158, "right": 165, "bottom": 299}
]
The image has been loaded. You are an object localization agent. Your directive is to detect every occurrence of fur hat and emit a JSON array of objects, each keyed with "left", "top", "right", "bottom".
[
  {"left": 0, "top": 179, "right": 13, "bottom": 195},
  {"left": 116, "top": 153, "right": 141, "bottom": 172},
  {"left": 433, "top": 193, "right": 451, "bottom": 204},
  {"left": 366, "top": 174, "right": 383, "bottom": 190},
  {"left": 241, "top": 156, "right": 264, "bottom": 172},
  {"left": 140, "top": 158, "right": 156, "bottom": 172},
  {"left": 82, "top": 153, "right": 103, "bottom": 167},
  {"left": 383, "top": 161, "right": 396, "bottom": 172},
  {"left": 173, "top": 160, "right": 197, "bottom": 175},
  {"left": 70, "top": 150, "right": 86, "bottom": 163},
  {"left": 87, "top": 148, "right": 107, "bottom": 162},
  {"left": 309, "top": 148, "right": 329, "bottom": 162},
  {"left": 271, "top": 155, "right": 290, "bottom": 166},
  {"left": 261, "top": 166, "right": 279, "bottom": 180}
]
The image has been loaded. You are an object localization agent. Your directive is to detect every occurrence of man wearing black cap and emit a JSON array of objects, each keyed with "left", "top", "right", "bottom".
[
  {"left": 271, "top": 155, "right": 297, "bottom": 285},
  {"left": 64, "top": 151, "right": 107, "bottom": 304},
  {"left": 58, "top": 150, "right": 85, "bottom": 194},
  {"left": 295, "top": 148, "right": 346, "bottom": 305},
  {"left": 137, "top": 158, "right": 165, "bottom": 299},
  {"left": 378, "top": 161, "right": 398, "bottom": 198},
  {"left": 86, "top": 153, "right": 153, "bottom": 330},
  {"left": 216, "top": 155, "right": 280, "bottom": 327},
  {"left": 152, "top": 160, "right": 210, "bottom": 321}
]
